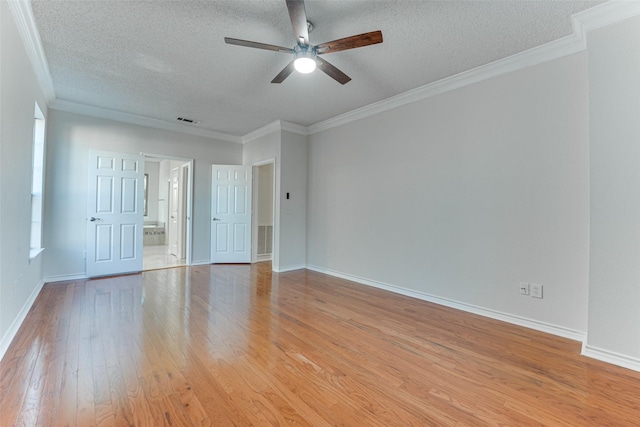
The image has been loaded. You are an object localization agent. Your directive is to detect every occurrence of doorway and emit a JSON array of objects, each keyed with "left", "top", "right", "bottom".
[
  {"left": 252, "top": 160, "right": 275, "bottom": 263},
  {"left": 143, "top": 155, "right": 192, "bottom": 270}
]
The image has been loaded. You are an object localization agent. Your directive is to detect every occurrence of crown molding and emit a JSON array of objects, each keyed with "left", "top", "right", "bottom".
[
  {"left": 572, "top": 0, "right": 640, "bottom": 40},
  {"left": 307, "top": 33, "right": 584, "bottom": 134},
  {"left": 50, "top": 99, "right": 241, "bottom": 143},
  {"left": 307, "top": 0, "right": 640, "bottom": 135},
  {"left": 241, "top": 120, "right": 309, "bottom": 144},
  {"left": 280, "top": 120, "right": 309, "bottom": 136},
  {"left": 7, "top": 0, "right": 56, "bottom": 103},
  {"left": 8, "top": 0, "right": 240, "bottom": 143},
  {"left": 241, "top": 120, "right": 282, "bottom": 143},
  {"left": 12, "top": 0, "right": 639, "bottom": 141}
]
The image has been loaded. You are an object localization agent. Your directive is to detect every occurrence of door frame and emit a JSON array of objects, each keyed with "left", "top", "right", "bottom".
[
  {"left": 169, "top": 166, "right": 180, "bottom": 257},
  {"left": 179, "top": 163, "right": 189, "bottom": 259},
  {"left": 142, "top": 153, "right": 194, "bottom": 266},
  {"left": 251, "top": 158, "right": 276, "bottom": 264}
]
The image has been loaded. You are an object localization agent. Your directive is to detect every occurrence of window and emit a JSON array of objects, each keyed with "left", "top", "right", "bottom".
[{"left": 30, "top": 102, "right": 45, "bottom": 260}]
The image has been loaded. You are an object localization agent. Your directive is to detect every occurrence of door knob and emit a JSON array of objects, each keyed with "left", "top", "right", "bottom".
[
  {"left": 89, "top": 217, "right": 102, "bottom": 222},
  {"left": 212, "top": 217, "right": 221, "bottom": 221}
]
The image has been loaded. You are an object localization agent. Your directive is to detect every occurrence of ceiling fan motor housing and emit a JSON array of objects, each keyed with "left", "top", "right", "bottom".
[{"left": 294, "top": 44, "right": 315, "bottom": 56}]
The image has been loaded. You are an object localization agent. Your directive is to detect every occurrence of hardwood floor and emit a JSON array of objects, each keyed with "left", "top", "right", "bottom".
[{"left": 1, "top": 263, "right": 639, "bottom": 426}]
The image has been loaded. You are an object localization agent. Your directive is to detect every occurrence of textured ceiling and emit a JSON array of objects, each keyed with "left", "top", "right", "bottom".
[{"left": 31, "top": 0, "right": 603, "bottom": 137}]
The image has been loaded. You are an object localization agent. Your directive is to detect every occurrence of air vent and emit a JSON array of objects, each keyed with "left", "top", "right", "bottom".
[{"left": 176, "top": 117, "right": 200, "bottom": 125}]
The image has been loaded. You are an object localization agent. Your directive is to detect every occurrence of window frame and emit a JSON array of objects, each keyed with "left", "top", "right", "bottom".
[{"left": 29, "top": 102, "right": 46, "bottom": 261}]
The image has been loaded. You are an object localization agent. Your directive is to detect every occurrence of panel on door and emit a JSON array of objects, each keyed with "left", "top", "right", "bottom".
[
  {"left": 211, "top": 165, "right": 252, "bottom": 263},
  {"left": 87, "top": 151, "right": 144, "bottom": 277}
]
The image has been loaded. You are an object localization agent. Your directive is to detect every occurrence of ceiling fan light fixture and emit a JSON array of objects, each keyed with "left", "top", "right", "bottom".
[
  {"left": 294, "top": 50, "right": 316, "bottom": 74},
  {"left": 224, "top": 0, "right": 382, "bottom": 84}
]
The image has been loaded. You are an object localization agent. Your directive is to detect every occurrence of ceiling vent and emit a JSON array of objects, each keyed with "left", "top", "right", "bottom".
[{"left": 176, "top": 117, "right": 200, "bottom": 125}]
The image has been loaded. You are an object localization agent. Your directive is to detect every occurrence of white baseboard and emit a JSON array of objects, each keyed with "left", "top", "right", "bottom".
[
  {"left": 44, "top": 273, "right": 87, "bottom": 283},
  {"left": 582, "top": 344, "right": 640, "bottom": 373},
  {"left": 191, "top": 259, "right": 212, "bottom": 266},
  {"left": 0, "top": 279, "right": 46, "bottom": 362},
  {"left": 256, "top": 254, "right": 273, "bottom": 262},
  {"left": 306, "top": 264, "right": 586, "bottom": 343},
  {"left": 273, "top": 264, "right": 306, "bottom": 273}
]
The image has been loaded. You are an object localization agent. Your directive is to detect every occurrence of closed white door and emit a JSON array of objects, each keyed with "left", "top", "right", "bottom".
[
  {"left": 169, "top": 167, "right": 179, "bottom": 256},
  {"left": 86, "top": 151, "right": 144, "bottom": 277},
  {"left": 211, "top": 165, "right": 252, "bottom": 263}
]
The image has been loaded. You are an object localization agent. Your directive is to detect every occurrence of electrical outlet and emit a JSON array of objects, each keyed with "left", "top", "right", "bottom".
[
  {"left": 531, "top": 283, "right": 543, "bottom": 299},
  {"left": 519, "top": 282, "right": 530, "bottom": 295}
]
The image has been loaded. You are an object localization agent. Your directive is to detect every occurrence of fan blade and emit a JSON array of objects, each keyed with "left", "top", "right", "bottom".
[
  {"left": 271, "top": 60, "right": 296, "bottom": 84},
  {"left": 316, "top": 56, "right": 351, "bottom": 85},
  {"left": 315, "top": 30, "right": 383, "bottom": 54},
  {"left": 286, "top": 0, "right": 309, "bottom": 46},
  {"left": 224, "top": 37, "right": 294, "bottom": 53}
]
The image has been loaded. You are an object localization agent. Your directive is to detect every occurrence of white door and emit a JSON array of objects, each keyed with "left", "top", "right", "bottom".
[
  {"left": 211, "top": 165, "right": 252, "bottom": 263},
  {"left": 169, "top": 167, "right": 179, "bottom": 256},
  {"left": 178, "top": 164, "right": 189, "bottom": 259},
  {"left": 87, "top": 151, "right": 144, "bottom": 277}
]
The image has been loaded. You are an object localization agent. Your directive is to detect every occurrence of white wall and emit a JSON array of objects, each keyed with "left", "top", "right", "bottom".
[
  {"left": 257, "top": 163, "right": 274, "bottom": 226},
  {"left": 279, "top": 131, "right": 307, "bottom": 270},
  {"left": 43, "top": 109, "right": 242, "bottom": 278},
  {"left": 244, "top": 130, "right": 282, "bottom": 268},
  {"left": 586, "top": 15, "right": 640, "bottom": 366},
  {"left": 307, "top": 52, "right": 590, "bottom": 335},
  {"left": 2, "top": 0, "right": 634, "bottom": 373},
  {"left": 243, "top": 130, "right": 280, "bottom": 167},
  {"left": 243, "top": 127, "right": 307, "bottom": 271},
  {"left": 0, "top": 2, "right": 49, "bottom": 357}
]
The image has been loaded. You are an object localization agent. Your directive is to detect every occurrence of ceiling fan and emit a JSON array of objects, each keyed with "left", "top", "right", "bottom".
[{"left": 224, "top": 0, "right": 383, "bottom": 85}]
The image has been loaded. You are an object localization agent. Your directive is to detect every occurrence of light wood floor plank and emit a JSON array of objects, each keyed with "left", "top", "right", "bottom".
[{"left": 2, "top": 263, "right": 640, "bottom": 426}]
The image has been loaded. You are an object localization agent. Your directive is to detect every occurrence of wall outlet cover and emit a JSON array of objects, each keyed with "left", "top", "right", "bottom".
[
  {"left": 531, "top": 283, "right": 543, "bottom": 299},
  {"left": 519, "top": 282, "right": 530, "bottom": 295}
]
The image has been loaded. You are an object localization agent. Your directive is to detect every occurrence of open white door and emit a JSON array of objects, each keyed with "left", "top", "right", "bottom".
[
  {"left": 87, "top": 151, "right": 144, "bottom": 277},
  {"left": 211, "top": 165, "right": 252, "bottom": 263},
  {"left": 169, "top": 167, "right": 179, "bottom": 257}
]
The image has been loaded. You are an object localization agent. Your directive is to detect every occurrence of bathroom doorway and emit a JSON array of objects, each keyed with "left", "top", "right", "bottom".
[{"left": 142, "top": 155, "right": 192, "bottom": 270}]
